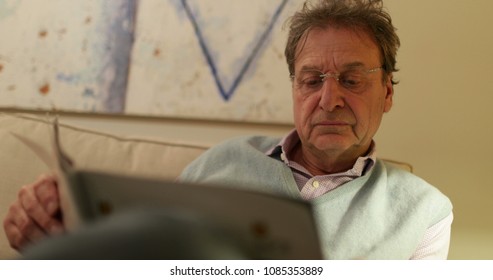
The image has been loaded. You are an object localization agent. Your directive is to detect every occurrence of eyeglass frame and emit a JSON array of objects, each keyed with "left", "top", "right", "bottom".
[{"left": 290, "top": 66, "right": 383, "bottom": 94}]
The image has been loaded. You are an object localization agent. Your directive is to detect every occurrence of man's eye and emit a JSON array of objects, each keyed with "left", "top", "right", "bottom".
[
  {"left": 341, "top": 78, "right": 360, "bottom": 86},
  {"left": 302, "top": 77, "right": 323, "bottom": 87},
  {"left": 340, "top": 73, "right": 363, "bottom": 88}
]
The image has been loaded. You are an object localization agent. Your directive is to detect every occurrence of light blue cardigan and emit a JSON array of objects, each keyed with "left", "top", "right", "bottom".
[{"left": 179, "top": 135, "right": 452, "bottom": 259}]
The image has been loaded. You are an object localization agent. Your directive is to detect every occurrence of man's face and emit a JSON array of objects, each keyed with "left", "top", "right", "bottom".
[{"left": 292, "top": 26, "right": 393, "bottom": 159}]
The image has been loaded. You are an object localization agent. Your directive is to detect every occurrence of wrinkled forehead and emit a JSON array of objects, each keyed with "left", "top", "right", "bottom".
[
  {"left": 294, "top": 25, "right": 382, "bottom": 70},
  {"left": 298, "top": 61, "right": 369, "bottom": 73}
]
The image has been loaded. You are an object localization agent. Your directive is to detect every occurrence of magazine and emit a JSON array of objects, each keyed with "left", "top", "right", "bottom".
[{"left": 11, "top": 118, "right": 322, "bottom": 259}]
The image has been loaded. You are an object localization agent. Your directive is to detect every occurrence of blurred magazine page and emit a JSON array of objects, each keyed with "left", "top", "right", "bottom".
[{"left": 16, "top": 119, "right": 322, "bottom": 259}]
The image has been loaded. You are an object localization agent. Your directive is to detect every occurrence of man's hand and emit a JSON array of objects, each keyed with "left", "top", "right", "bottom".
[{"left": 3, "top": 174, "right": 65, "bottom": 251}]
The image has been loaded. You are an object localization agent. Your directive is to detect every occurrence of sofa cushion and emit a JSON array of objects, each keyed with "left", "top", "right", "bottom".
[{"left": 0, "top": 113, "right": 209, "bottom": 259}]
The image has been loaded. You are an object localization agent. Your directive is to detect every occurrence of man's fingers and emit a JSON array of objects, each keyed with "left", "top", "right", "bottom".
[
  {"left": 3, "top": 174, "right": 65, "bottom": 252},
  {"left": 19, "top": 180, "right": 63, "bottom": 234},
  {"left": 10, "top": 202, "right": 46, "bottom": 243},
  {"left": 3, "top": 220, "right": 30, "bottom": 251},
  {"left": 3, "top": 201, "right": 43, "bottom": 250},
  {"left": 34, "top": 174, "right": 60, "bottom": 216}
]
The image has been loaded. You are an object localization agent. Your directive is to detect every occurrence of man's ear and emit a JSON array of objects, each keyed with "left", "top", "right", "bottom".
[{"left": 383, "top": 75, "right": 394, "bottom": 113}]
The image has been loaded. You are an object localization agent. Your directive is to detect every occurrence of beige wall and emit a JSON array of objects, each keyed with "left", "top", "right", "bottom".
[
  {"left": 378, "top": 0, "right": 493, "bottom": 259},
  {"left": 4, "top": 0, "right": 493, "bottom": 259},
  {"left": 381, "top": 0, "right": 493, "bottom": 225}
]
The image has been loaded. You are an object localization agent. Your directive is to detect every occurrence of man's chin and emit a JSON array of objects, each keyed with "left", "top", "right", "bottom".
[{"left": 309, "top": 134, "right": 352, "bottom": 153}]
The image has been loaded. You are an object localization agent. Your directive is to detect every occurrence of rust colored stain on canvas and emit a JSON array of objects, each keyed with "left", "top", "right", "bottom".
[
  {"left": 39, "top": 83, "right": 50, "bottom": 95},
  {"left": 39, "top": 30, "right": 48, "bottom": 38}
]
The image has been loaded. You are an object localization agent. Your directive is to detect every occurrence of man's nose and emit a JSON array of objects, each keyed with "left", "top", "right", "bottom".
[{"left": 318, "top": 77, "right": 345, "bottom": 111}]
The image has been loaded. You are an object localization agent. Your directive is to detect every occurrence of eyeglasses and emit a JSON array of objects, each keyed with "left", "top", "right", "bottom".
[{"left": 290, "top": 66, "right": 382, "bottom": 94}]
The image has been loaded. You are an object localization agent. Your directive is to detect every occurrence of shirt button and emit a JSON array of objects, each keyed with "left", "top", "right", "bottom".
[
  {"left": 312, "top": 180, "right": 320, "bottom": 188},
  {"left": 280, "top": 153, "right": 287, "bottom": 162}
]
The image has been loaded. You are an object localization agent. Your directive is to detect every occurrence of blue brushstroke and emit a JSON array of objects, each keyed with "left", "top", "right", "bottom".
[
  {"left": 100, "top": 0, "right": 137, "bottom": 113},
  {"left": 56, "top": 73, "right": 81, "bottom": 84},
  {"left": 181, "top": 0, "right": 289, "bottom": 101},
  {"left": 82, "top": 87, "right": 95, "bottom": 98}
]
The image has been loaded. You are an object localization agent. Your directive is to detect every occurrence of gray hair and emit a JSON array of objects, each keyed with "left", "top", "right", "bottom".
[{"left": 285, "top": 0, "right": 400, "bottom": 85}]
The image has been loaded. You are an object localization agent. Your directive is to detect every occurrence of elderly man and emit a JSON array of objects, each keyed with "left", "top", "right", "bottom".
[{"left": 3, "top": 0, "right": 452, "bottom": 259}]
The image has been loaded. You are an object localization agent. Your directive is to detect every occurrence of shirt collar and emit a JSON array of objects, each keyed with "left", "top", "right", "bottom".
[{"left": 267, "top": 129, "right": 376, "bottom": 176}]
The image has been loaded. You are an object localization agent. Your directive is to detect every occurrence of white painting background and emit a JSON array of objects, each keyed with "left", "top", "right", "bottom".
[
  {"left": 0, "top": 0, "right": 304, "bottom": 124},
  {"left": 126, "top": 0, "right": 302, "bottom": 123},
  {"left": 0, "top": 0, "right": 135, "bottom": 113}
]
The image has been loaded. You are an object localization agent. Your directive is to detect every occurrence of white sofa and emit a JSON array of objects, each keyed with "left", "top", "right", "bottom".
[{"left": 0, "top": 113, "right": 210, "bottom": 259}]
